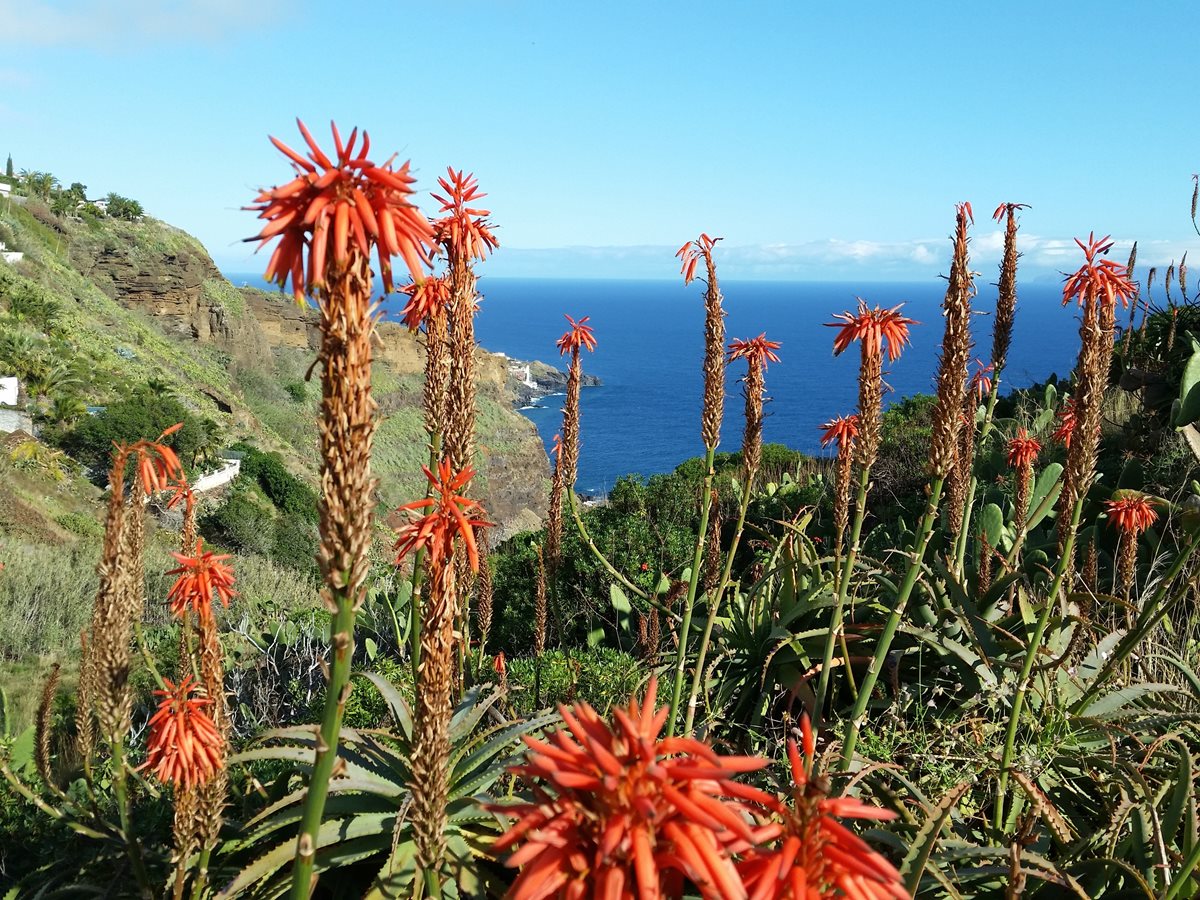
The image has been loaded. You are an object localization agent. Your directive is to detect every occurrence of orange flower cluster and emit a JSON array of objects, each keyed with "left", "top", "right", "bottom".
[
  {"left": 1006, "top": 428, "right": 1041, "bottom": 469},
  {"left": 246, "top": 119, "right": 433, "bottom": 298},
  {"left": 556, "top": 314, "right": 598, "bottom": 356},
  {"left": 140, "top": 677, "right": 224, "bottom": 790},
  {"left": 676, "top": 233, "right": 722, "bottom": 285},
  {"left": 493, "top": 683, "right": 903, "bottom": 899},
  {"left": 398, "top": 275, "right": 452, "bottom": 331},
  {"left": 1052, "top": 397, "right": 1078, "bottom": 447},
  {"left": 1062, "top": 233, "right": 1137, "bottom": 309},
  {"left": 728, "top": 334, "right": 782, "bottom": 368},
  {"left": 493, "top": 677, "right": 770, "bottom": 898},
  {"left": 1105, "top": 492, "right": 1159, "bottom": 536},
  {"left": 431, "top": 167, "right": 499, "bottom": 262},
  {"left": 970, "top": 359, "right": 994, "bottom": 402},
  {"left": 127, "top": 423, "right": 185, "bottom": 494},
  {"left": 393, "top": 459, "right": 491, "bottom": 571},
  {"left": 819, "top": 415, "right": 859, "bottom": 450},
  {"left": 166, "top": 539, "right": 237, "bottom": 621},
  {"left": 738, "top": 717, "right": 906, "bottom": 900},
  {"left": 826, "top": 301, "right": 916, "bottom": 363}
]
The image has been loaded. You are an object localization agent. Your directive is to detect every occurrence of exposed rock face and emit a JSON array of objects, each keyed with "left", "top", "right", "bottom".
[
  {"left": 78, "top": 219, "right": 552, "bottom": 538},
  {"left": 76, "top": 224, "right": 275, "bottom": 368},
  {"left": 505, "top": 357, "right": 601, "bottom": 408}
]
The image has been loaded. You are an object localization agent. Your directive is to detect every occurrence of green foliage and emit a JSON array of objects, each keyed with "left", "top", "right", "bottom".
[
  {"left": 503, "top": 648, "right": 645, "bottom": 717},
  {"left": 222, "top": 684, "right": 555, "bottom": 898},
  {"left": 207, "top": 486, "right": 276, "bottom": 555},
  {"left": 283, "top": 380, "right": 307, "bottom": 403},
  {"left": 53, "top": 511, "right": 103, "bottom": 537},
  {"left": 65, "top": 386, "right": 210, "bottom": 475},
  {"left": 236, "top": 445, "right": 318, "bottom": 522},
  {"left": 104, "top": 192, "right": 143, "bottom": 220}
]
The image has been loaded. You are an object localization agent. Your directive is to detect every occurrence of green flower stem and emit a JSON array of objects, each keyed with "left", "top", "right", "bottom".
[
  {"left": 112, "top": 742, "right": 153, "bottom": 898},
  {"left": 189, "top": 846, "right": 213, "bottom": 900},
  {"left": 666, "top": 446, "right": 717, "bottom": 737},
  {"left": 994, "top": 499, "right": 1082, "bottom": 835},
  {"left": 568, "top": 492, "right": 649, "bottom": 601},
  {"left": 133, "top": 619, "right": 166, "bottom": 692},
  {"left": 1003, "top": 475, "right": 1063, "bottom": 569},
  {"left": 289, "top": 594, "right": 357, "bottom": 900},
  {"left": 683, "top": 472, "right": 753, "bottom": 735},
  {"left": 0, "top": 761, "right": 108, "bottom": 839},
  {"left": 1072, "top": 528, "right": 1200, "bottom": 716},
  {"left": 813, "top": 466, "right": 871, "bottom": 732},
  {"left": 953, "top": 380, "right": 1002, "bottom": 576},
  {"left": 1164, "top": 831, "right": 1200, "bottom": 900},
  {"left": 839, "top": 476, "right": 946, "bottom": 771}
]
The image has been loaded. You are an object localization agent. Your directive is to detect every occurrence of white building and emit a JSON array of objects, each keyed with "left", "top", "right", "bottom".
[
  {"left": 0, "top": 182, "right": 10, "bottom": 198},
  {"left": 0, "top": 240, "right": 24, "bottom": 264},
  {"left": 0, "top": 376, "right": 33, "bottom": 434}
]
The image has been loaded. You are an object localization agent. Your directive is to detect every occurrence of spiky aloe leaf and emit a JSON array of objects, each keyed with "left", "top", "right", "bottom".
[
  {"left": 1013, "top": 770, "right": 1074, "bottom": 844},
  {"left": 899, "top": 779, "right": 971, "bottom": 893},
  {"left": 361, "top": 671, "right": 414, "bottom": 739},
  {"left": 1085, "top": 684, "right": 1188, "bottom": 719}
]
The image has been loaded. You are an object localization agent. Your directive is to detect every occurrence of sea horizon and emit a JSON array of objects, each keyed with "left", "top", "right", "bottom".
[{"left": 224, "top": 272, "right": 1086, "bottom": 494}]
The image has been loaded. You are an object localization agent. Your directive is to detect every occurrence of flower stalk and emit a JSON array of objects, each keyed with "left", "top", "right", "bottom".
[
  {"left": 840, "top": 202, "right": 975, "bottom": 768},
  {"left": 668, "top": 235, "right": 726, "bottom": 735}
]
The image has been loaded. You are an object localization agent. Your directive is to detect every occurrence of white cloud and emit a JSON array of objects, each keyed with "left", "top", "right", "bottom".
[
  {"left": 0, "top": 0, "right": 280, "bottom": 46},
  {"left": 480, "top": 230, "right": 1200, "bottom": 282}
]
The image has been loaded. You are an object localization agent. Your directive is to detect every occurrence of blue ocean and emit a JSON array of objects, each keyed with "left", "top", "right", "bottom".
[{"left": 225, "top": 275, "right": 1084, "bottom": 495}]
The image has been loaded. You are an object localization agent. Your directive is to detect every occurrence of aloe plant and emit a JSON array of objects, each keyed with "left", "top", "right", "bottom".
[{"left": 219, "top": 679, "right": 555, "bottom": 898}]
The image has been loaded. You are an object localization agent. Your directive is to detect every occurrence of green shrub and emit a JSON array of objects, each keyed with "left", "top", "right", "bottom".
[
  {"left": 53, "top": 512, "right": 103, "bottom": 537},
  {"left": 237, "top": 446, "right": 318, "bottom": 521},
  {"left": 284, "top": 380, "right": 307, "bottom": 403},
  {"left": 504, "top": 648, "right": 644, "bottom": 717},
  {"left": 205, "top": 487, "right": 275, "bottom": 555},
  {"left": 65, "top": 389, "right": 207, "bottom": 476}
]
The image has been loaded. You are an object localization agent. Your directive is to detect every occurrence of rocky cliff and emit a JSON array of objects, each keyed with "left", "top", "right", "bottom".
[{"left": 71, "top": 219, "right": 549, "bottom": 538}]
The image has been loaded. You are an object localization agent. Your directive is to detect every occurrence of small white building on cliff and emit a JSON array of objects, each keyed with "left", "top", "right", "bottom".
[{"left": 0, "top": 376, "right": 33, "bottom": 435}]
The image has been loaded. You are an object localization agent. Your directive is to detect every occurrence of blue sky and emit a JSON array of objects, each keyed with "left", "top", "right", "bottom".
[{"left": 3, "top": 1, "right": 1197, "bottom": 280}]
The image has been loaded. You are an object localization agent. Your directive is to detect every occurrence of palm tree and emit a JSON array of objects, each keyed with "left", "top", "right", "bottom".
[{"left": 48, "top": 393, "right": 87, "bottom": 426}]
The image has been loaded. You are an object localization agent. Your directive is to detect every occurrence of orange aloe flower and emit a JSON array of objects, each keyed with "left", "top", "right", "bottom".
[
  {"left": 737, "top": 715, "right": 905, "bottom": 900},
  {"left": 393, "top": 459, "right": 492, "bottom": 572},
  {"left": 1105, "top": 491, "right": 1159, "bottom": 536},
  {"left": 431, "top": 167, "right": 499, "bottom": 262},
  {"left": 556, "top": 314, "right": 598, "bottom": 356},
  {"left": 140, "top": 676, "right": 224, "bottom": 790},
  {"left": 1051, "top": 396, "right": 1078, "bottom": 448},
  {"left": 491, "top": 677, "right": 774, "bottom": 899},
  {"left": 728, "top": 334, "right": 783, "bottom": 368},
  {"left": 398, "top": 276, "right": 452, "bottom": 331},
  {"left": 163, "top": 472, "right": 194, "bottom": 513},
  {"left": 970, "top": 359, "right": 994, "bottom": 402},
  {"left": 1006, "top": 428, "right": 1041, "bottom": 469},
  {"left": 551, "top": 433, "right": 563, "bottom": 461},
  {"left": 1062, "top": 233, "right": 1137, "bottom": 309},
  {"left": 819, "top": 415, "right": 859, "bottom": 450},
  {"left": 122, "top": 422, "right": 185, "bottom": 495},
  {"left": 166, "top": 539, "right": 237, "bottom": 621},
  {"left": 825, "top": 300, "right": 916, "bottom": 363},
  {"left": 991, "top": 201, "right": 1031, "bottom": 223},
  {"left": 246, "top": 119, "right": 434, "bottom": 298},
  {"left": 676, "top": 233, "right": 722, "bottom": 285}
]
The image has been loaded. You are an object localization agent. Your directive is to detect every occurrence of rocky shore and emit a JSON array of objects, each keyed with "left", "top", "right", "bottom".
[{"left": 503, "top": 355, "right": 601, "bottom": 408}]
